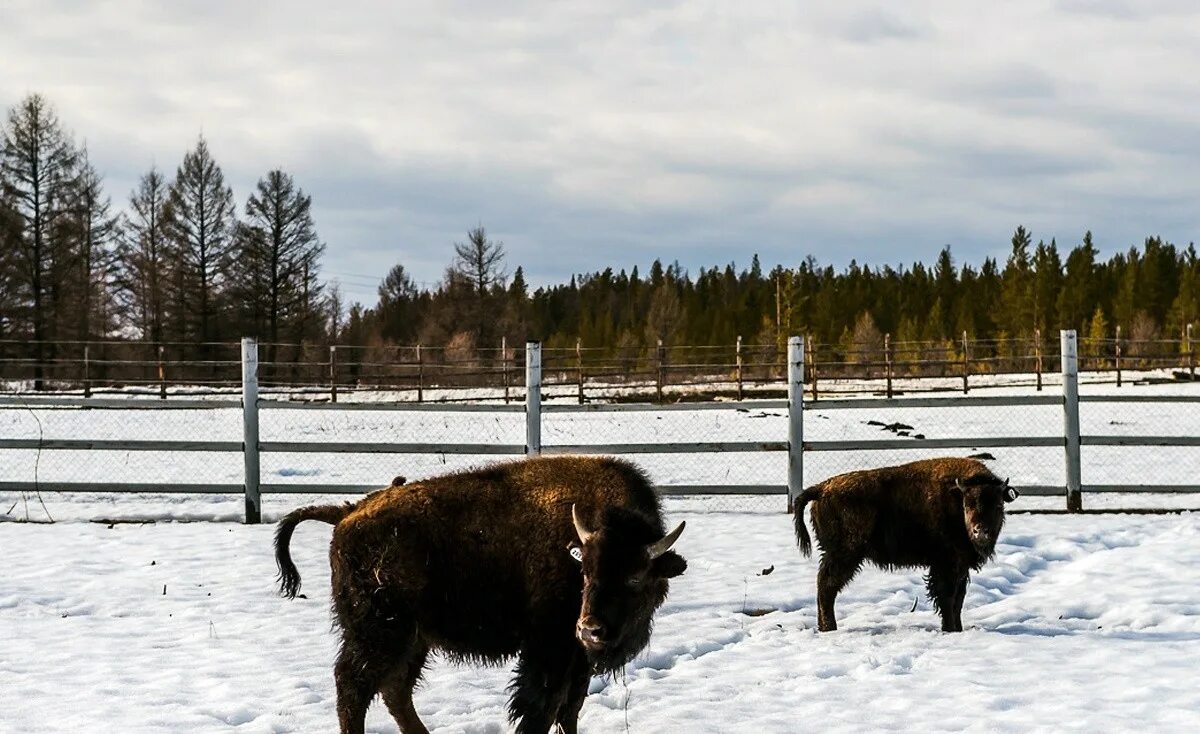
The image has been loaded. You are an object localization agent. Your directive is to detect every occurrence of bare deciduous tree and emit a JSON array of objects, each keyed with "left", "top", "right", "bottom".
[
  {"left": 116, "top": 167, "right": 172, "bottom": 342},
  {"left": 850, "top": 311, "right": 884, "bottom": 366},
  {"left": 164, "top": 136, "right": 235, "bottom": 342},
  {"left": 452, "top": 225, "right": 506, "bottom": 344},
  {"left": 0, "top": 94, "right": 80, "bottom": 387},
  {"left": 230, "top": 170, "right": 324, "bottom": 353},
  {"left": 72, "top": 150, "right": 119, "bottom": 341},
  {"left": 645, "top": 283, "right": 683, "bottom": 346}
]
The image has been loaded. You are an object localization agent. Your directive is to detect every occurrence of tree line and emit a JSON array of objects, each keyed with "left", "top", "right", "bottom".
[
  {"left": 0, "top": 94, "right": 327, "bottom": 385},
  {"left": 347, "top": 226, "right": 1199, "bottom": 363},
  {"left": 4, "top": 93, "right": 1199, "bottom": 375}
]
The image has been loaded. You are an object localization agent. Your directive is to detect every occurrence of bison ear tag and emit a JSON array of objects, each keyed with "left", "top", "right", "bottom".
[
  {"left": 1006, "top": 486, "right": 1020, "bottom": 502},
  {"left": 568, "top": 545, "right": 583, "bottom": 563}
]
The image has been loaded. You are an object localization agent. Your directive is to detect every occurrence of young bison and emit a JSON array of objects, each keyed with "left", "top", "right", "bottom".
[
  {"left": 793, "top": 457, "right": 1018, "bottom": 632},
  {"left": 274, "top": 456, "right": 686, "bottom": 734}
]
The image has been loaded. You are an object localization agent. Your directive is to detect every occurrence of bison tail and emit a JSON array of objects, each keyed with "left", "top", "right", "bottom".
[
  {"left": 792, "top": 487, "right": 821, "bottom": 558},
  {"left": 275, "top": 503, "right": 353, "bottom": 599}
]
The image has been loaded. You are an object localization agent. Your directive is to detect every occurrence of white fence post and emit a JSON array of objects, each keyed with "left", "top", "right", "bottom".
[
  {"left": 1060, "top": 330, "right": 1082, "bottom": 512},
  {"left": 525, "top": 341, "right": 541, "bottom": 456},
  {"left": 242, "top": 337, "right": 261, "bottom": 524},
  {"left": 787, "top": 335, "right": 804, "bottom": 512}
]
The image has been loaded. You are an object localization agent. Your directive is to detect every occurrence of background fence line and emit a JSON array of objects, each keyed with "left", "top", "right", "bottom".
[
  {"left": 1, "top": 331, "right": 1198, "bottom": 523},
  {"left": 1, "top": 326, "right": 1196, "bottom": 402}
]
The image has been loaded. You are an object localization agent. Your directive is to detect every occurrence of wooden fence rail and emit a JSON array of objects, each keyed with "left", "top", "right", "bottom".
[{"left": 1, "top": 332, "right": 1198, "bottom": 522}]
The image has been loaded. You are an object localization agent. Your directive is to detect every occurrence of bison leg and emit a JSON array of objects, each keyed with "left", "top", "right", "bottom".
[
  {"left": 950, "top": 574, "right": 969, "bottom": 632},
  {"left": 334, "top": 642, "right": 387, "bottom": 734},
  {"left": 509, "top": 641, "right": 577, "bottom": 734},
  {"left": 816, "top": 554, "right": 862, "bottom": 632},
  {"left": 381, "top": 643, "right": 430, "bottom": 734},
  {"left": 334, "top": 615, "right": 420, "bottom": 734},
  {"left": 927, "top": 566, "right": 966, "bottom": 632},
  {"left": 553, "top": 651, "right": 592, "bottom": 734}
]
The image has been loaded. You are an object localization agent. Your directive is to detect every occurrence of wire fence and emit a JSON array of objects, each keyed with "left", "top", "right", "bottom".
[
  {"left": 1, "top": 326, "right": 1195, "bottom": 402},
  {"left": 1, "top": 333, "right": 1198, "bottom": 522}
]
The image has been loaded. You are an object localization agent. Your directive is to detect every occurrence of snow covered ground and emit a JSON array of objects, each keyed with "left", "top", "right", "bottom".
[
  {"left": 1, "top": 378, "right": 1199, "bottom": 731},
  {"left": 1, "top": 505, "right": 1198, "bottom": 732}
]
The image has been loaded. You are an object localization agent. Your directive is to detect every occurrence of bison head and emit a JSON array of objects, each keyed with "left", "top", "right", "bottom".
[
  {"left": 955, "top": 478, "right": 1018, "bottom": 557},
  {"left": 569, "top": 504, "right": 686, "bottom": 671}
]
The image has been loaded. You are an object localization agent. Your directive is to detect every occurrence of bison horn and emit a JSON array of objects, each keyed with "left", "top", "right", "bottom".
[
  {"left": 647, "top": 521, "right": 686, "bottom": 559},
  {"left": 571, "top": 504, "right": 595, "bottom": 544}
]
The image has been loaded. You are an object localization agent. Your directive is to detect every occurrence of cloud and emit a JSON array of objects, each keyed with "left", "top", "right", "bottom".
[
  {"left": 3, "top": 0, "right": 1200, "bottom": 304},
  {"left": 832, "top": 10, "right": 931, "bottom": 43}
]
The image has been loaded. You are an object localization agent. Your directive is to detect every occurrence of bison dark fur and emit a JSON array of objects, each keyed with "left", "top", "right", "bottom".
[
  {"left": 274, "top": 456, "right": 686, "bottom": 734},
  {"left": 793, "top": 457, "right": 1018, "bottom": 632}
]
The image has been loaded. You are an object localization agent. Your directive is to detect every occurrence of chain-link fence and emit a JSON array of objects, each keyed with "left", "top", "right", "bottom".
[
  {"left": 2, "top": 334, "right": 1198, "bottom": 522},
  {"left": 5, "top": 328, "right": 1195, "bottom": 401},
  {"left": 539, "top": 402, "right": 787, "bottom": 513},
  {"left": 803, "top": 398, "right": 1065, "bottom": 510},
  {"left": 0, "top": 395, "right": 245, "bottom": 522}
]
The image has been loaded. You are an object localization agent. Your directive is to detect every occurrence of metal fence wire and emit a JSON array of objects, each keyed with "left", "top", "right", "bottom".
[
  {"left": 3, "top": 325, "right": 1195, "bottom": 401},
  {"left": 1, "top": 334, "right": 1199, "bottom": 523}
]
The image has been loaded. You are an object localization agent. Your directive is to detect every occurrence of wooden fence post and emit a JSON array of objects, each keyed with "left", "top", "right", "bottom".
[
  {"left": 158, "top": 345, "right": 167, "bottom": 400},
  {"left": 961, "top": 331, "right": 970, "bottom": 394},
  {"left": 884, "top": 333, "right": 893, "bottom": 399},
  {"left": 241, "top": 337, "right": 261, "bottom": 524},
  {"left": 1115, "top": 325, "right": 1122, "bottom": 387},
  {"left": 808, "top": 337, "right": 819, "bottom": 402},
  {"left": 735, "top": 335, "right": 744, "bottom": 401},
  {"left": 1035, "top": 329, "right": 1043, "bottom": 392},
  {"left": 787, "top": 336, "right": 805, "bottom": 513},
  {"left": 83, "top": 345, "right": 91, "bottom": 398},
  {"left": 329, "top": 345, "right": 338, "bottom": 403},
  {"left": 1060, "top": 330, "right": 1082, "bottom": 513},
  {"left": 576, "top": 338, "right": 584, "bottom": 404},
  {"left": 656, "top": 339, "right": 665, "bottom": 403},
  {"left": 525, "top": 342, "right": 541, "bottom": 456},
  {"left": 416, "top": 344, "right": 424, "bottom": 403},
  {"left": 1188, "top": 323, "right": 1195, "bottom": 380},
  {"left": 502, "top": 336, "right": 509, "bottom": 404}
]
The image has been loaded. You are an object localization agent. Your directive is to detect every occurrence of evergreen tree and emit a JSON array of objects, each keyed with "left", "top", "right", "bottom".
[
  {"left": 1167, "top": 244, "right": 1198, "bottom": 342},
  {"left": 1057, "top": 231, "right": 1097, "bottom": 331},
  {"left": 999, "top": 226, "right": 1035, "bottom": 338},
  {"left": 933, "top": 246, "right": 956, "bottom": 337},
  {"left": 1032, "top": 238, "right": 1062, "bottom": 338},
  {"left": 376, "top": 263, "right": 419, "bottom": 343}
]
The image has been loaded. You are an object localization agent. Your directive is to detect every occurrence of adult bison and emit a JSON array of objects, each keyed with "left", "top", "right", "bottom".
[
  {"left": 275, "top": 456, "right": 687, "bottom": 734},
  {"left": 793, "top": 457, "right": 1018, "bottom": 632}
]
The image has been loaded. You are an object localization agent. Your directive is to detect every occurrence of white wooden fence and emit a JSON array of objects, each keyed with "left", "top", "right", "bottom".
[{"left": 1, "top": 331, "right": 1198, "bottom": 523}]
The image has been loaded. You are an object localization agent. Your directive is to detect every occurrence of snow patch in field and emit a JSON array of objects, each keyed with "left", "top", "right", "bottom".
[{"left": 3, "top": 509, "right": 1198, "bottom": 732}]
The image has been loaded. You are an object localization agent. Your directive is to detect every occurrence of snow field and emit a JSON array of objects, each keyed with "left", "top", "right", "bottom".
[
  {"left": 1, "top": 379, "right": 1199, "bottom": 730},
  {"left": 1, "top": 507, "right": 1198, "bottom": 732}
]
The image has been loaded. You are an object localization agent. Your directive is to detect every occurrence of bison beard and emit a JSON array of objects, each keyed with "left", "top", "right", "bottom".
[
  {"left": 273, "top": 456, "right": 686, "bottom": 734},
  {"left": 793, "top": 457, "right": 1017, "bottom": 633}
]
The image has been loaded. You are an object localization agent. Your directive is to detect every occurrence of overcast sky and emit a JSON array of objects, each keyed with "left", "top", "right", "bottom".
[{"left": 4, "top": 0, "right": 1200, "bottom": 303}]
